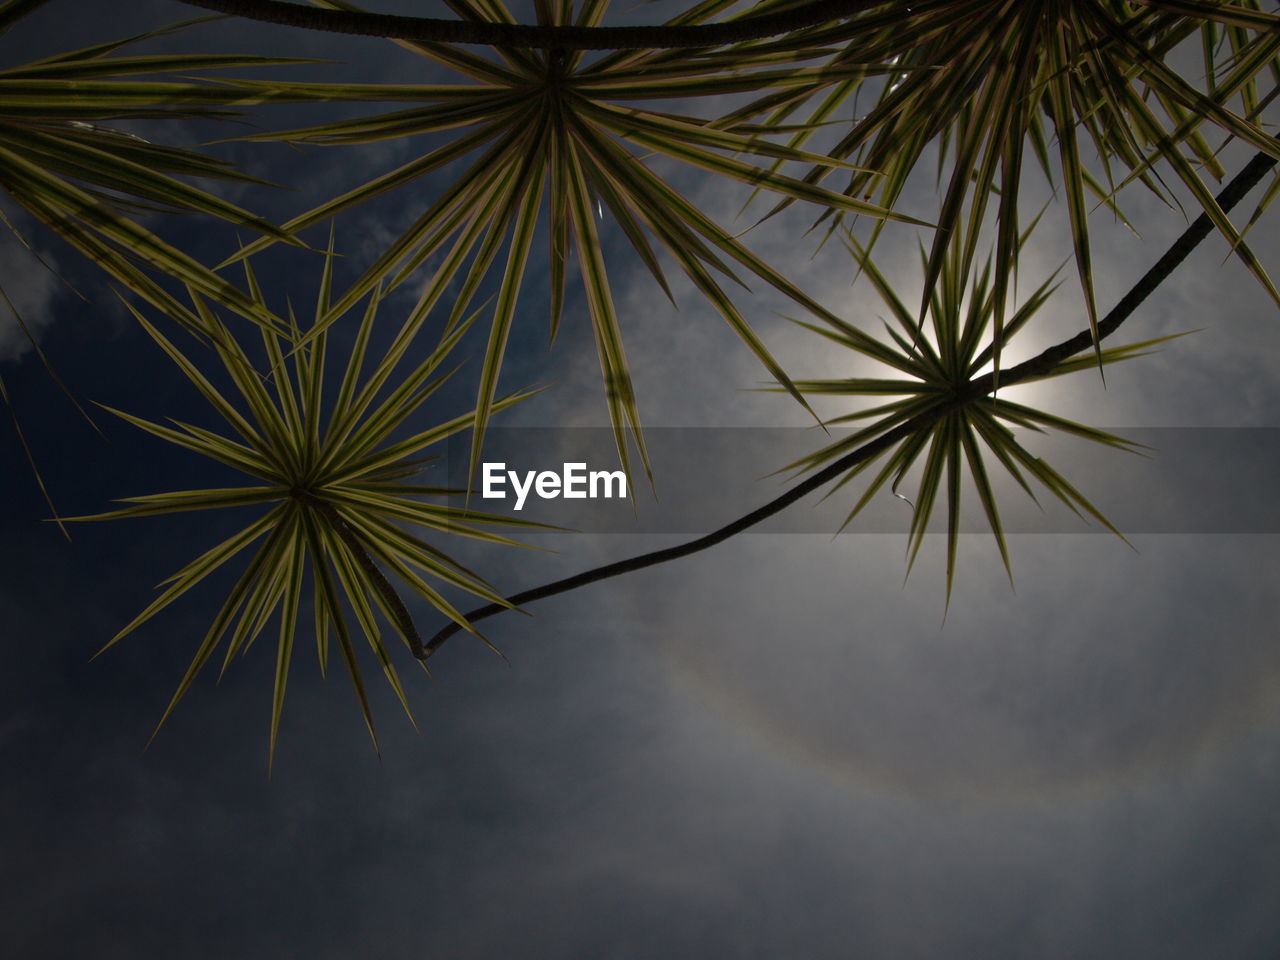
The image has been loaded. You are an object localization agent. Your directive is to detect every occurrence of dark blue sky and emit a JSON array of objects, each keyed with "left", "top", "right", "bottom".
[{"left": 2, "top": 2, "right": 1279, "bottom": 957}]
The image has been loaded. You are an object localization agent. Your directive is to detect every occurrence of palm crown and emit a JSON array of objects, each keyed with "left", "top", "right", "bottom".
[
  {"left": 784, "top": 227, "right": 1183, "bottom": 604},
  {"left": 721, "top": 0, "right": 1279, "bottom": 366},
  {"left": 71, "top": 245, "right": 547, "bottom": 763},
  {"left": 220, "top": 0, "right": 927, "bottom": 487}
]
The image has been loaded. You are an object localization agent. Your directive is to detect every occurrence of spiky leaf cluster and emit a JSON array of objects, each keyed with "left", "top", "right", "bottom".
[
  {"left": 220, "top": 0, "right": 926, "bottom": 486},
  {"left": 786, "top": 230, "right": 1182, "bottom": 604},
  {"left": 0, "top": 0, "right": 325, "bottom": 329},
  {"left": 726, "top": 0, "right": 1280, "bottom": 367},
  {"left": 73, "top": 247, "right": 545, "bottom": 763}
]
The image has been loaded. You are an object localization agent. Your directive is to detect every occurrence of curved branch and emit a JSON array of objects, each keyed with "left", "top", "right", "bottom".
[
  {"left": 422, "top": 148, "right": 1278, "bottom": 660},
  {"left": 177, "top": 0, "right": 879, "bottom": 50}
]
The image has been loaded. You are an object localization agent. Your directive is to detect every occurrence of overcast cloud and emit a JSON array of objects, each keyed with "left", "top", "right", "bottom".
[{"left": 2, "top": 2, "right": 1278, "bottom": 958}]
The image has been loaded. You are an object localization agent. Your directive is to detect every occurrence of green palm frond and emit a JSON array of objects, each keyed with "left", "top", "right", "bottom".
[
  {"left": 726, "top": 0, "right": 1280, "bottom": 366},
  {"left": 216, "top": 0, "right": 927, "bottom": 486},
  {"left": 69, "top": 242, "right": 547, "bottom": 766},
  {"left": 785, "top": 229, "right": 1183, "bottom": 607},
  {"left": 0, "top": 0, "right": 325, "bottom": 330}
]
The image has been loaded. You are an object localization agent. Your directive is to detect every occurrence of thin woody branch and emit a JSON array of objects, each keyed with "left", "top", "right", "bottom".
[
  {"left": 422, "top": 147, "right": 1278, "bottom": 660},
  {"left": 177, "top": 0, "right": 880, "bottom": 50}
]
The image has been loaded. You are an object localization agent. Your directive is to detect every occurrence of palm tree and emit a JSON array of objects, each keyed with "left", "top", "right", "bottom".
[
  {"left": 175, "top": 0, "right": 1280, "bottom": 461},
  {"left": 9, "top": 0, "right": 1274, "bottom": 749},
  {"left": 212, "top": 0, "right": 926, "bottom": 488},
  {"left": 69, "top": 240, "right": 549, "bottom": 763}
]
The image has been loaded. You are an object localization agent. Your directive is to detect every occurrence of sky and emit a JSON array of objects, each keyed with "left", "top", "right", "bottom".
[{"left": 2, "top": 2, "right": 1279, "bottom": 958}]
